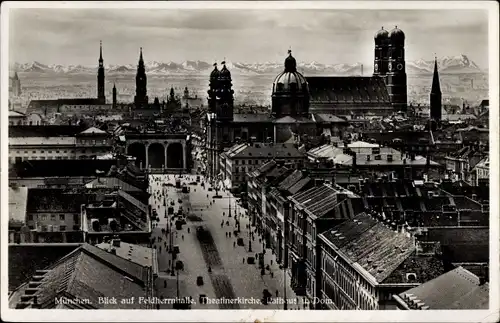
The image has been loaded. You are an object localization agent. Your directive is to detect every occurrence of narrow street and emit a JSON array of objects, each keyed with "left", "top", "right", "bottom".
[{"left": 148, "top": 174, "right": 308, "bottom": 310}]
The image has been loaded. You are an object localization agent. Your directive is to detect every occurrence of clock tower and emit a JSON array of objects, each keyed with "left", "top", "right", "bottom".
[{"left": 386, "top": 26, "right": 408, "bottom": 112}]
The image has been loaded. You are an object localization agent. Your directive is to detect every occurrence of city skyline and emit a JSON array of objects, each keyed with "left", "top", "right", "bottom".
[{"left": 9, "top": 9, "right": 489, "bottom": 68}]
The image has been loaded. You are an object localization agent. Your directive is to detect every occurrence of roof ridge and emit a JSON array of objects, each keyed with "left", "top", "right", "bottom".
[{"left": 81, "top": 244, "right": 145, "bottom": 283}]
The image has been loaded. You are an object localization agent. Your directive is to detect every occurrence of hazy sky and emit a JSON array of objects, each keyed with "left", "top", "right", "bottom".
[{"left": 9, "top": 8, "right": 489, "bottom": 67}]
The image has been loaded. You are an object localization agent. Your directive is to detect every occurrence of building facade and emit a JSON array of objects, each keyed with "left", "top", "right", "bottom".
[{"left": 8, "top": 126, "right": 113, "bottom": 167}]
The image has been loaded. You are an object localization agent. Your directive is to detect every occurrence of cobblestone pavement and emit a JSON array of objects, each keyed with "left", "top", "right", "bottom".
[{"left": 149, "top": 174, "right": 309, "bottom": 310}]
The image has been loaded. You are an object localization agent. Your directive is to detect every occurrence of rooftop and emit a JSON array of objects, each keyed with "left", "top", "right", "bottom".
[
  {"left": 9, "top": 244, "right": 150, "bottom": 309},
  {"left": 27, "top": 188, "right": 90, "bottom": 213},
  {"left": 312, "top": 113, "right": 347, "bottom": 123},
  {"left": 307, "top": 76, "right": 391, "bottom": 105},
  {"left": 9, "top": 110, "right": 26, "bottom": 118},
  {"left": 96, "top": 240, "right": 154, "bottom": 268},
  {"left": 9, "top": 125, "right": 87, "bottom": 138},
  {"left": 12, "top": 159, "right": 117, "bottom": 178},
  {"left": 226, "top": 142, "right": 304, "bottom": 159},
  {"left": 85, "top": 177, "right": 142, "bottom": 193},
  {"left": 77, "top": 126, "right": 108, "bottom": 136},
  {"left": 291, "top": 184, "right": 349, "bottom": 219},
  {"left": 273, "top": 116, "right": 316, "bottom": 124},
  {"left": 320, "top": 212, "right": 417, "bottom": 283},
  {"left": 8, "top": 244, "right": 82, "bottom": 291},
  {"left": 396, "top": 267, "right": 488, "bottom": 309},
  {"left": 232, "top": 113, "right": 272, "bottom": 123}
]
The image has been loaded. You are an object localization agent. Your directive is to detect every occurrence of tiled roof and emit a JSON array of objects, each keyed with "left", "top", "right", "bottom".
[
  {"left": 226, "top": 142, "right": 304, "bottom": 159},
  {"left": 348, "top": 141, "right": 379, "bottom": 148},
  {"left": 320, "top": 213, "right": 416, "bottom": 283},
  {"left": 8, "top": 244, "right": 81, "bottom": 291},
  {"left": 278, "top": 170, "right": 305, "bottom": 191},
  {"left": 312, "top": 113, "right": 347, "bottom": 123},
  {"left": 288, "top": 177, "right": 312, "bottom": 195},
  {"left": 96, "top": 241, "right": 153, "bottom": 268},
  {"left": 27, "top": 189, "right": 88, "bottom": 213},
  {"left": 443, "top": 114, "right": 477, "bottom": 121},
  {"left": 307, "top": 76, "right": 391, "bottom": 104},
  {"left": 9, "top": 187, "right": 28, "bottom": 224},
  {"left": 397, "top": 267, "right": 488, "bottom": 309},
  {"left": 9, "top": 243, "right": 149, "bottom": 309},
  {"left": 291, "top": 185, "right": 346, "bottom": 219},
  {"left": 273, "top": 116, "right": 315, "bottom": 124},
  {"left": 81, "top": 244, "right": 147, "bottom": 282},
  {"left": 248, "top": 160, "right": 277, "bottom": 178},
  {"left": 9, "top": 110, "right": 26, "bottom": 117},
  {"left": 9, "top": 125, "right": 87, "bottom": 137},
  {"left": 233, "top": 113, "right": 272, "bottom": 123},
  {"left": 362, "top": 131, "right": 433, "bottom": 146},
  {"left": 85, "top": 177, "right": 142, "bottom": 192}
]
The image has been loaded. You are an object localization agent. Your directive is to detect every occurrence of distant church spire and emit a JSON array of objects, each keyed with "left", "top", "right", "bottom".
[
  {"left": 112, "top": 82, "right": 117, "bottom": 109},
  {"left": 99, "top": 40, "right": 103, "bottom": 63},
  {"left": 134, "top": 47, "right": 148, "bottom": 107},
  {"left": 430, "top": 55, "right": 442, "bottom": 121},
  {"left": 97, "top": 41, "right": 105, "bottom": 103}
]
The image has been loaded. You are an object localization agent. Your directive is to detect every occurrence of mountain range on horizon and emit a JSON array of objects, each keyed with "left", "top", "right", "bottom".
[{"left": 10, "top": 54, "right": 485, "bottom": 77}]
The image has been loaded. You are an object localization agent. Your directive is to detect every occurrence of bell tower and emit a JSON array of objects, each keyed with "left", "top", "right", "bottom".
[
  {"left": 134, "top": 47, "right": 148, "bottom": 107},
  {"left": 216, "top": 61, "right": 234, "bottom": 121},
  {"left": 373, "top": 27, "right": 390, "bottom": 76},
  {"left": 207, "top": 63, "right": 219, "bottom": 113},
  {"left": 386, "top": 26, "right": 408, "bottom": 112},
  {"left": 97, "top": 41, "right": 105, "bottom": 104},
  {"left": 430, "top": 57, "right": 442, "bottom": 121}
]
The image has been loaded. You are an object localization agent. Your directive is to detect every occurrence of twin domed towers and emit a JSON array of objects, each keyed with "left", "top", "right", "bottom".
[{"left": 374, "top": 26, "right": 408, "bottom": 112}]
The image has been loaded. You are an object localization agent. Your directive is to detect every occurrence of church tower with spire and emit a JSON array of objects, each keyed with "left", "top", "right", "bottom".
[
  {"left": 134, "top": 47, "right": 148, "bottom": 107},
  {"left": 430, "top": 57, "right": 442, "bottom": 121},
  {"left": 97, "top": 41, "right": 105, "bottom": 103},
  {"left": 112, "top": 83, "right": 117, "bottom": 109}
]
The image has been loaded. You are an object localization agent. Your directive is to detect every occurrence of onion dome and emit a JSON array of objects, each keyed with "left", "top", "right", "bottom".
[
  {"left": 273, "top": 50, "right": 308, "bottom": 94},
  {"left": 210, "top": 62, "right": 219, "bottom": 81},
  {"left": 389, "top": 26, "right": 405, "bottom": 45},
  {"left": 374, "top": 26, "right": 389, "bottom": 45},
  {"left": 219, "top": 61, "right": 231, "bottom": 81}
]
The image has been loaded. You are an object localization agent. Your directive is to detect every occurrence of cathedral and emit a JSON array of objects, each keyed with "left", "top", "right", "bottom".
[{"left": 205, "top": 26, "right": 410, "bottom": 179}]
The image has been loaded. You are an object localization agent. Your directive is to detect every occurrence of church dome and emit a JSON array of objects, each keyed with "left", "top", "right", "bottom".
[
  {"left": 272, "top": 50, "right": 308, "bottom": 94},
  {"left": 219, "top": 61, "right": 231, "bottom": 80},
  {"left": 389, "top": 26, "right": 405, "bottom": 45},
  {"left": 210, "top": 63, "right": 219, "bottom": 80},
  {"left": 374, "top": 27, "right": 389, "bottom": 44}
]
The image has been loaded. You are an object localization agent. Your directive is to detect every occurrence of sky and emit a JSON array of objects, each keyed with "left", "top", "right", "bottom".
[{"left": 8, "top": 8, "right": 489, "bottom": 68}]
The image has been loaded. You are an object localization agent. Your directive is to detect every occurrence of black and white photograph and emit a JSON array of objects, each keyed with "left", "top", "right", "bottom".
[{"left": 1, "top": 1, "right": 498, "bottom": 322}]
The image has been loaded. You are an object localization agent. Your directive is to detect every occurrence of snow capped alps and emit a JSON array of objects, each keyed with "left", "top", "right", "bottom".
[{"left": 10, "top": 54, "right": 484, "bottom": 76}]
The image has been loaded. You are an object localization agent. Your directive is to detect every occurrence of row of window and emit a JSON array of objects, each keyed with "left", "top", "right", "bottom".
[
  {"left": 78, "top": 139, "right": 108, "bottom": 145},
  {"left": 234, "top": 159, "right": 262, "bottom": 165},
  {"left": 322, "top": 253, "right": 377, "bottom": 310},
  {"left": 28, "top": 213, "right": 79, "bottom": 222}
]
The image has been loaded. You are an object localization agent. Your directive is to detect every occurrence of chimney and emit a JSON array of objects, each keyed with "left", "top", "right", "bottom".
[
  {"left": 112, "top": 238, "right": 121, "bottom": 247},
  {"left": 361, "top": 64, "right": 364, "bottom": 76}
]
